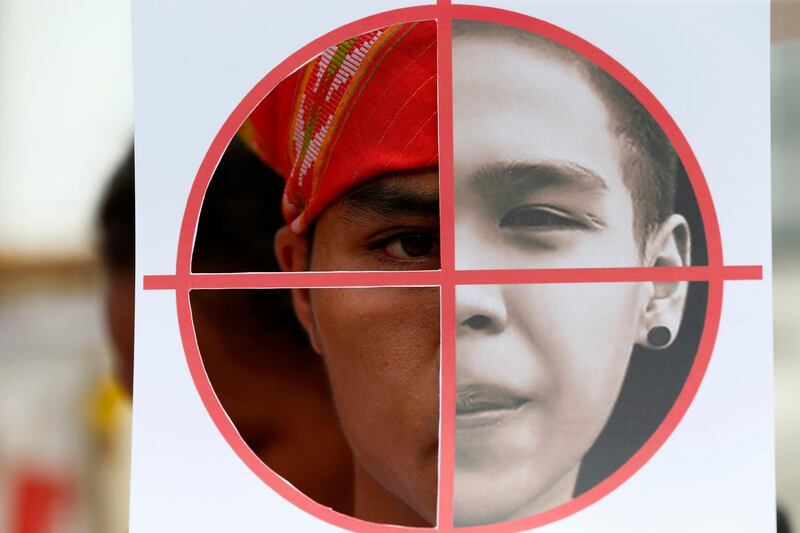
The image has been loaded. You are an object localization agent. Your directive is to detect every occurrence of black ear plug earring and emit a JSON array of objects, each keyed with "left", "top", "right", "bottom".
[{"left": 647, "top": 325, "right": 672, "bottom": 348}]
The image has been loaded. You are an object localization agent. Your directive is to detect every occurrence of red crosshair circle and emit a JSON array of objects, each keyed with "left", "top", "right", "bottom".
[{"left": 143, "top": 2, "right": 763, "bottom": 531}]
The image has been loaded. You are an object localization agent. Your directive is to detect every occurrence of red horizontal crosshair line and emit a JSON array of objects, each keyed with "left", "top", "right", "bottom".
[
  {"left": 453, "top": 265, "right": 762, "bottom": 285},
  {"left": 143, "top": 265, "right": 762, "bottom": 290}
]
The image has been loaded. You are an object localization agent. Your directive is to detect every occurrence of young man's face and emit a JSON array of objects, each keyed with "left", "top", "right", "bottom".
[
  {"left": 452, "top": 33, "right": 652, "bottom": 524},
  {"left": 276, "top": 27, "right": 687, "bottom": 527},
  {"left": 278, "top": 172, "right": 441, "bottom": 526}
]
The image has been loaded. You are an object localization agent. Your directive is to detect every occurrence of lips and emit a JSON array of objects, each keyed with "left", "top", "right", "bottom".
[{"left": 456, "top": 385, "right": 529, "bottom": 428}]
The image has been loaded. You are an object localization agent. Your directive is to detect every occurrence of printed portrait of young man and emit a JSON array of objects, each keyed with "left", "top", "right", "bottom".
[
  {"left": 451, "top": 20, "right": 707, "bottom": 526},
  {"left": 197, "top": 16, "right": 709, "bottom": 530}
]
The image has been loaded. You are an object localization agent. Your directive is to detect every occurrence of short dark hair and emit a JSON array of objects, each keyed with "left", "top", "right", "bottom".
[
  {"left": 97, "top": 148, "right": 135, "bottom": 272},
  {"left": 453, "top": 20, "right": 679, "bottom": 244}
]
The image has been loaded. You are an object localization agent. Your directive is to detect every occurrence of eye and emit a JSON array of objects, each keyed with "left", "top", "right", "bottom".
[
  {"left": 369, "top": 230, "right": 440, "bottom": 267},
  {"left": 499, "top": 205, "right": 589, "bottom": 231},
  {"left": 382, "top": 232, "right": 439, "bottom": 260}
]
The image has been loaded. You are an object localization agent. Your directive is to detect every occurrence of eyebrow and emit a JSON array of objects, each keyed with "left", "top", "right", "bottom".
[
  {"left": 339, "top": 177, "right": 440, "bottom": 225},
  {"left": 469, "top": 160, "right": 608, "bottom": 200}
]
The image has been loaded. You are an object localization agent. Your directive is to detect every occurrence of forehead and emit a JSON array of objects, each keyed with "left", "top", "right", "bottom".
[
  {"left": 322, "top": 170, "right": 439, "bottom": 226},
  {"left": 452, "top": 33, "right": 624, "bottom": 195}
]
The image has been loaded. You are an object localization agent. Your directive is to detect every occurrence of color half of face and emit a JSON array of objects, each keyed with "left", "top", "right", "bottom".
[
  {"left": 278, "top": 171, "right": 441, "bottom": 526},
  {"left": 452, "top": 30, "right": 651, "bottom": 525},
  {"left": 309, "top": 171, "right": 441, "bottom": 272}
]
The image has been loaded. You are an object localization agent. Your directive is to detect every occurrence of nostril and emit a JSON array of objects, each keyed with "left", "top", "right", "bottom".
[{"left": 462, "top": 314, "right": 493, "bottom": 330}]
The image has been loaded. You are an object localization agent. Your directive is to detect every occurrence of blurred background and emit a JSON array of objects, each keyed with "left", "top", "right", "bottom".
[{"left": 0, "top": 0, "right": 796, "bottom": 531}]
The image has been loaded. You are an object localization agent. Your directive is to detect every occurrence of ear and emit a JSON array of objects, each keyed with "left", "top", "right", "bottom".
[
  {"left": 275, "top": 225, "right": 309, "bottom": 272},
  {"left": 274, "top": 226, "right": 322, "bottom": 353},
  {"left": 637, "top": 214, "right": 691, "bottom": 350}
]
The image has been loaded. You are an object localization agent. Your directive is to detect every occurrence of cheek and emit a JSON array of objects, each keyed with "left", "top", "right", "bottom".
[
  {"left": 309, "top": 287, "right": 440, "bottom": 457},
  {"left": 512, "top": 283, "right": 643, "bottom": 416},
  {"left": 311, "top": 287, "right": 440, "bottom": 375}
]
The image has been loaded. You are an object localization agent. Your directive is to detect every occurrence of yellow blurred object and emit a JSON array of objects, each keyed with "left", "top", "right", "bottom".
[
  {"left": 88, "top": 375, "right": 130, "bottom": 446},
  {"left": 85, "top": 374, "right": 132, "bottom": 532}
]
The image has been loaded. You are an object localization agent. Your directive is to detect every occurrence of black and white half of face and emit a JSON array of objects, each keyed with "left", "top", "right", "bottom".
[{"left": 451, "top": 20, "right": 694, "bottom": 526}]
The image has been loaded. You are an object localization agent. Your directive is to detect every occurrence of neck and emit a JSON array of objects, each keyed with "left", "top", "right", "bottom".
[{"left": 352, "top": 461, "right": 430, "bottom": 527}]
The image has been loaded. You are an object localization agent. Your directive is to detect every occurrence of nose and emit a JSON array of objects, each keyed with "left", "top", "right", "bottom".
[{"left": 456, "top": 285, "right": 508, "bottom": 336}]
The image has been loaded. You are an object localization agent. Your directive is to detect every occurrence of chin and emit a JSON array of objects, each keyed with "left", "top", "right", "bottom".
[
  {"left": 453, "top": 477, "right": 524, "bottom": 527},
  {"left": 453, "top": 465, "right": 578, "bottom": 527}
]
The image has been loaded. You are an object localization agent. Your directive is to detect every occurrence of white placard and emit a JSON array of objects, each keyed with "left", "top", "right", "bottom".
[{"left": 131, "top": 1, "right": 773, "bottom": 531}]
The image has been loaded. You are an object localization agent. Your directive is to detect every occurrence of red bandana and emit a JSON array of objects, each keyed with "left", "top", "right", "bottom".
[{"left": 241, "top": 21, "right": 438, "bottom": 233}]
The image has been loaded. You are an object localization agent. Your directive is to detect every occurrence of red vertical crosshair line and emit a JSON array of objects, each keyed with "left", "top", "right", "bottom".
[{"left": 436, "top": 0, "right": 456, "bottom": 529}]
